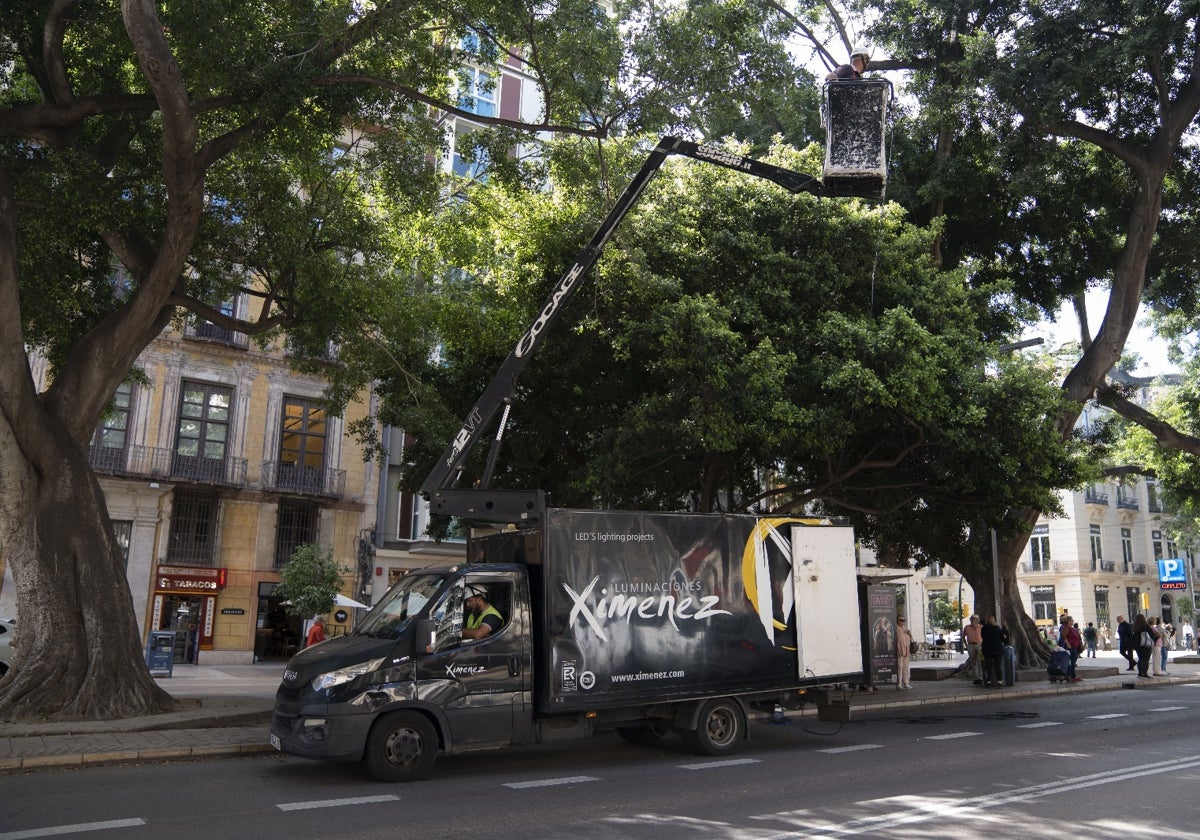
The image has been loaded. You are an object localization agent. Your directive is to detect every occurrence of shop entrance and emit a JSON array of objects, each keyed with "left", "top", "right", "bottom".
[
  {"left": 160, "top": 595, "right": 201, "bottom": 664},
  {"left": 255, "top": 582, "right": 302, "bottom": 661}
]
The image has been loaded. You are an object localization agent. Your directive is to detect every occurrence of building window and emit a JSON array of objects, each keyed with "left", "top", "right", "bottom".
[
  {"left": 167, "top": 490, "right": 219, "bottom": 565},
  {"left": 275, "top": 397, "right": 328, "bottom": 493},
  {"left": 457, "top": 65, "right": 497, "bottom": 117},
  {"left": 1089, "top": 524, "right": 1103, "bottom": 572},
  {"left": 90, "top": 382, "right": 133, "bottom": 472},
  {"left": 275, "top": 500, "right": 319, "bottom": 568},
  {"left": 111, "top": 520, "right": 132, "bottom": 570},
  {"left": 1121, "top": 528, "right": 1133, "bottom": 572},
  {"left": 1029, "top": 525, "right": 1051, "bottom": 571},
  {"left": 1146, "top": 479, "right": 1162, "bottom": 512},
  {"left": 173, "top": 381, "right": 232, "bottom": 483},
  {"left": 1127, "top": 587, "right": 1141, "bottom": 620},
  {"left": 1030, "top": 585, "right": 1057, "bottom": 622},
  {"left": 1093, "top": 585, "right": 1109, "bottom": 627}
]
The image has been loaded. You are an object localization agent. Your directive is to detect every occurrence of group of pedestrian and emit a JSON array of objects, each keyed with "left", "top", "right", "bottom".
[
  {"left": 1116, "top": 613, "right": 1175, "bottom": 678},
  {"left": 961, "top": 614, "right": 1012, "bottom": 688}
]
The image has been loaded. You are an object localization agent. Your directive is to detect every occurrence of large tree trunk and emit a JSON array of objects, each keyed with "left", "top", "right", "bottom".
[{"left": 0, "top": 411, "right": 173, "bottom": 721}]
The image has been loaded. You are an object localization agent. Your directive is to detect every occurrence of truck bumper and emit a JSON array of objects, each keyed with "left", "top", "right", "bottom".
[{"left": 271, "top": 698, "right": 375, "bottom": 762}]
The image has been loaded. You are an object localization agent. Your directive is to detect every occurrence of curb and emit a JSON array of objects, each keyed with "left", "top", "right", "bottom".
[{"left": 0, "top": 742, "right": 275, "bottom": 775}]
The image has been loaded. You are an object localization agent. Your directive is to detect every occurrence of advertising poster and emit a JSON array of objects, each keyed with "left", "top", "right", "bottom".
[{"left": 867, "top": 585, "right": 897, "bottom": 686}]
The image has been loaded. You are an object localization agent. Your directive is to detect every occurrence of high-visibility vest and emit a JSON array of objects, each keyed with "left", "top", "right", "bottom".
[{"left": 467, "top": 604, "right": 503, "bottom": 633}]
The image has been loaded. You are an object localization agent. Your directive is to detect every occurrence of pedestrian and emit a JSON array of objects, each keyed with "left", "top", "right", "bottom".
[
  {"left": 1150, "top": 617, "right": 1165, "bottom": 676},
  {"left": 1100, "top": 622, "right": 1111, "bottom": 651},
  {"left": 1116, "top": 614, "right": 1135, "bottom": 671},
  {"left": 980, "top": 615, "right": 1007, "bottom": 687},
  {"left": 824, "top": 45, "right": 871, "bottom": 81},
  {"left": 963, "top": 615, "right": 984, "bottom": 684},
  {"left": 1131, "top": 613, "right": 1155, "bottom": 678},
  {"left": 895, "top": 616, "right": 914, "bottom": 690},
  {"left": 1058, "top": 615, "right": 1083, "bottom": 683},
  {"left": 1083, "top": 621, "right": 1098, "bottom": 658},
  {"left": 305, "top": 615, "right": 327, "bottom": 648},
  {"left": 1182, "top": 620, "right": 1195, "bottom": 652}
]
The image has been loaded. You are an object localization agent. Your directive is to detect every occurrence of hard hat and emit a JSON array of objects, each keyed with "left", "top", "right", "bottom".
[{"left": 850, "top": 45, "right": 871, "bottom": 61}]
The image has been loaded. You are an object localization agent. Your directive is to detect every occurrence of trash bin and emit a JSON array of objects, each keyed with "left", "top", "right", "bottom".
[
  {"left": 1002, "top": 644, "right": 1018, "bottom": 686},
  {"left": 145, "top": 630, "right": 176, "bottom": 677}
]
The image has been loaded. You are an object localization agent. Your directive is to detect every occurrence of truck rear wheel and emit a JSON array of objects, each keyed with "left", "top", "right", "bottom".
[
  {"left": 682, "top": 698, "right": 743, "bottom": 756},
  {"left": 364, "top": 711, "right": 438, "bottom": 782}
]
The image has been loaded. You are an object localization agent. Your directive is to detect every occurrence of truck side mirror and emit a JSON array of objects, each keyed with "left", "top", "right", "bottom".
[{"left": 416, "top": 619, "right": 437, "bottom": 655}]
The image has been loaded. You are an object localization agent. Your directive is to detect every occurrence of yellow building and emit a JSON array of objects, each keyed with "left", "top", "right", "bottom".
[{"left": 63, "top": 308, "right": 378, "bottom": 665}]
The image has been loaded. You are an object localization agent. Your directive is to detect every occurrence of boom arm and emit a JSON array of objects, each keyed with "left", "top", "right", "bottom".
[{"left": 421, "top": 136, "right": 826, "bottom": 522}]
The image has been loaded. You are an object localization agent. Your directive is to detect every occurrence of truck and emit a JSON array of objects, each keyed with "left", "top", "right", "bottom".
[
  {"left": 272, "top": 134, "right": 884, "bottom": 779},
  {"left": 270, "top": 509, "right": 862, "bottom": 781}
]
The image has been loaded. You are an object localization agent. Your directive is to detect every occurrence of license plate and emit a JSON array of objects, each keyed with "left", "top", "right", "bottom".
[{"left": 270, "top": 733, "right": 281, "bottom": 750}]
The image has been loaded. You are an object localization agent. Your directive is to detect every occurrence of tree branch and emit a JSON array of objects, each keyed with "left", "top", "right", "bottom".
[{"left": 1097, "top": 384, "right": 1200, "bottom": 456}]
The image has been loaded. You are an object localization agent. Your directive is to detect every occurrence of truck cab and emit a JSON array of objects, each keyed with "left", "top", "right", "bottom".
[{"left": 271, "top": 563, "right": 533, "bottom": 781}]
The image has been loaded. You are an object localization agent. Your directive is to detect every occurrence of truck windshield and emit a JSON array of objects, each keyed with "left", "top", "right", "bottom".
[{"left": 354, "top": 573, "right": 446, "bottom": 640}]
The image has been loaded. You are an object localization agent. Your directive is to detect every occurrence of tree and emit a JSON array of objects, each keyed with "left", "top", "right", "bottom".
[
  {"left": 805, "top": 0, "right": 1200, "bottom": 664},
  {"left": 929, "top": 597, "right": 963, "bottom": 634},
  {"left": 272, "top": 544, "right": 347, "bottom": 620},
  {"left": 0, "top": 1, "right": 810, "bottom": 721}
]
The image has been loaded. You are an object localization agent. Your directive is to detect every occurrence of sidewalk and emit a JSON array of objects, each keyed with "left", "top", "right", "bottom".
[{"left": 2, "top": 652, "right": 1197, "bottom": 775}]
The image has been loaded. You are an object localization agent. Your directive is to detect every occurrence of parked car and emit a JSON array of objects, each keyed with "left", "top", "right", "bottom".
[{"left": 0, "top": 618, "right": 15, "bottom": 676}]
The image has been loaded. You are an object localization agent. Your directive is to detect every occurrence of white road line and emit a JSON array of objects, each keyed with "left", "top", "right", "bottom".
[
  {"left": 678, "top": 758, "right": 762, "bottom": 770},
  {"left": 503, "top": 776, "right": 598, "bottom": 789},
  {"left": 1086, "top": 713, "right": 1128, "bottom": 720},
  {"left": 0, "top": 819, "right": 146, "bottom": 840},
  {"left": 276, "top": 795, "right": 399, "bottom": 811},
  {"left": 923, "top": 731, "right": 982, "bottom": 740},
  {"left": 816, "top": 744, "right": 884, "bottom": 754},
  {"left": 1149, "top": 706, "right": 1188, "bottom": 712},
  {"left": 752, "top": 754, "right": 1200, "bottom": 839},
  {"left": 1016, "top": 721, "right": 1064, "bottom": 728}
]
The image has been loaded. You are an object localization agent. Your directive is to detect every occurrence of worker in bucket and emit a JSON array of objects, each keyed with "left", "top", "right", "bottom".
[{"left": 825, "top": 45, "right": 871, "bottom": 81}]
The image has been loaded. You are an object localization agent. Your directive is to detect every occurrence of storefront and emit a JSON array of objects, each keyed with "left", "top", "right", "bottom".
[{"left": 150, "top": 566, "right": 226, "bottom": 664}]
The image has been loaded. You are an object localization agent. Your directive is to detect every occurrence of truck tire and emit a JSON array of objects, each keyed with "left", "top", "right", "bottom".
[
  {"left": 682, "top": 698, "right": 744, "bottom": 756},
  {"left": 364, "top": 711, "right": 439, "bottom": 782}
]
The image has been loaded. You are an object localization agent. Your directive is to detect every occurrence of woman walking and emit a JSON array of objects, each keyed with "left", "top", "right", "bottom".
[{"left": 1131, "top": 614, "right": 1156, "bottom": 678}]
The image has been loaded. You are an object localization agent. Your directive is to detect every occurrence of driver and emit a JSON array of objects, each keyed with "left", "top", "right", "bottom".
[{"left": 461, "top": 586, "right": 504, "bottom": 640}]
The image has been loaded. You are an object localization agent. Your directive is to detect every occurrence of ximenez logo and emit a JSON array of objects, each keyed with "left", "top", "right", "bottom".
[{"left": 564, "top": 576, "right": 730, "bottom": 642}]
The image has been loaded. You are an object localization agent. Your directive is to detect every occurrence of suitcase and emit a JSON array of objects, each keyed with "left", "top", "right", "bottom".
[
  {"left": 1003, "top": 645, "right": 1018, "bottom": 686},
  {"left": 1047, "top": 649, "right": 1071, "bottom": 683}
]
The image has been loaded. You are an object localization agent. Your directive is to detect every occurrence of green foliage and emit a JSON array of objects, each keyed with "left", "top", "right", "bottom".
[
  {"left": 929, "top": 597, "right": 964, "bottom": 632},
  {"left": 272, "top": 544, "right": 348, "bottom": 618}
]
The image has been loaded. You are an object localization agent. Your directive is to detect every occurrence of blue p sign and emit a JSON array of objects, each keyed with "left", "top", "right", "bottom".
[{"left": 1158, "top": 558, "right": 1186, "bottom": 583}]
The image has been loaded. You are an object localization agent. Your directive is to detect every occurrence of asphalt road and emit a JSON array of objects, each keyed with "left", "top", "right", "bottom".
[{"left": 2, "top": 684, "right": 1198, "bottom": 840}]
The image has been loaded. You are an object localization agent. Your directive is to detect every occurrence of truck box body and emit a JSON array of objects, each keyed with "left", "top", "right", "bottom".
[{"left": 479, "top": 510, "right": 862, "bottom": 713}]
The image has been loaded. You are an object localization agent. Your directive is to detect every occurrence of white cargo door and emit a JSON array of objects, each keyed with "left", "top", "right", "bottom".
[{"left": 791, "top": 526, "right": 862, "bottom": 679}]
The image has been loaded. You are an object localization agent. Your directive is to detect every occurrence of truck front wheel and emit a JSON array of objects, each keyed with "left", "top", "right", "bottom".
[
  {"left": 364, "top": 711, "right": 439, "bottom": 782},
  {"left": 682, "top": 698, "right": 744, "bottom": 756}
]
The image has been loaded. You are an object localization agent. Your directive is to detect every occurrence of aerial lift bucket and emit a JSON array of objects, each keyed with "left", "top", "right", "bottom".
[{"left": 822, "top": 79, "right": 894, "bottom": 200}]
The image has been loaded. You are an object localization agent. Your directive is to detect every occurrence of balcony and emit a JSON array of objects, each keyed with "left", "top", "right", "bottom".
[
  {"left": 1021, "top": 562, "right": 1054, "bottom": 574},
  {"left": 262, "top": 460, "right": 346, "bottom": 499},
  {"left": 185, "top": 320, "right": 249, "bottom": 349},
  {"left": 1099, "top": 560, "right": 1116, "bottom": 573},
  {"left": 1084, "top": 487, "right": 1109, "bottom": 505},
  {"left": 1132, "top": 563, "right": 1147, "bottom": 575},
  {"left": 170, "top": 453, "right": 248, "bottom": 488},
  {"left": 1116, "top": 494, "right": 1139, "bottom": 511}
]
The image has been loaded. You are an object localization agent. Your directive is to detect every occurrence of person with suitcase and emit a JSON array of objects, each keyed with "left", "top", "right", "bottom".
[{"left": 980, "top": 615, "right": 1007, "bottom": 687}]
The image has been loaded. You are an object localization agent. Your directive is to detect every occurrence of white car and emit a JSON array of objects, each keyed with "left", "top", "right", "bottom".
[{"left": 0, "top": 618, "right": 15, "bottom": 676}]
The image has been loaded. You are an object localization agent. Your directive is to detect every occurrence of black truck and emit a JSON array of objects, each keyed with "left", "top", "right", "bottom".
[{"left": 271, "top": 509, "right": 862, "bottom": 781}]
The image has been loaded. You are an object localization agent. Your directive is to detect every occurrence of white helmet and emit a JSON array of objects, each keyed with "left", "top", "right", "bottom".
[{"left": 850, "top": 45, "right": 871, "bottom": 62}]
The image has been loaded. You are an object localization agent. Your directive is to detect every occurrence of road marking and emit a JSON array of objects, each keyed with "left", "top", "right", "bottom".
[
  {"left": 1016, "top": 721, "right": 1064, "bottom": 728},
  {"left": 817, "top": 744, "right": 884, "bottom": 754},
  {"left": 0, "top": 819, "right": 146, "bottom": 840},
  {"left": 923, "top": 731, "right": 982, "bottom": 740},
  {"left": 1149, "top": 706, "right": 1187, "bottom": 712},
  {"left": 748, "top": 754, "right": 1200, "bottom": 839},
  {"left": 276, "top": 795, "right": 399, "bottom": 811},
  {"left": 678, "top": 758, "right": 761, "bottom": 769},
  {"left": 1085, "top": 713, "right": 1128, "bottom": 720},
  {"left": 504, "top": 775, "right": 598, "bottom": 788}
]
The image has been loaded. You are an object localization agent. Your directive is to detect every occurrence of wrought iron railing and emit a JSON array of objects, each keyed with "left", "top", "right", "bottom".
[{"left": 261, "top": 460, "right": 346, "bottom": 498}]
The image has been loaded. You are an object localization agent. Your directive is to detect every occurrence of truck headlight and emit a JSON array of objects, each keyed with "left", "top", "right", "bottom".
[{"left": 310, "top": 658, "right": 385, "bottom": 692}]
